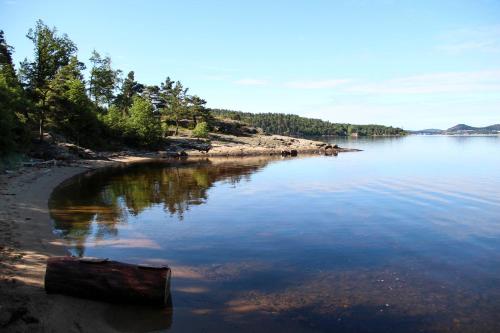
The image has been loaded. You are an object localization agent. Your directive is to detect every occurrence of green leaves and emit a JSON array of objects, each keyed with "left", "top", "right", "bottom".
[
  {"left": 88, "top": 50, "right": 122, "bottom": 108},
  {"left": 126, "top": 96, "right": 162, "bottom": 147},
  {"left": 192, "top": 121, "right": 209, "bottom": 138}
]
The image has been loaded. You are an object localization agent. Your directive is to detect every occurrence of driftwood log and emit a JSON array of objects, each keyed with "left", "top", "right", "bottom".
[{"left": 45, "top": 257, "right": 171, "bottom": 307}]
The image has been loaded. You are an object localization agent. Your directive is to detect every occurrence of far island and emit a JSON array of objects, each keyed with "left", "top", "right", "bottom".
[{"left": 410, "top": 124, "right": 500, "bottom": 135}]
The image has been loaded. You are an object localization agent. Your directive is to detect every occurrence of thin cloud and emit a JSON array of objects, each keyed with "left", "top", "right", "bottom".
[
  {"left": 437, "top": 25, "right": 500, "bottom": 54},
  {"left": 234, "top": 79, "right": 270, "bottom": 86},
  {"left": 345, "top": 70, "right": 500, "bottom": 94},
  {"left": 201, "top": 74, "right": 231, "bottom": 81},
  {"left": 285, "top": 79, "right": 351, "bottom": 89}
]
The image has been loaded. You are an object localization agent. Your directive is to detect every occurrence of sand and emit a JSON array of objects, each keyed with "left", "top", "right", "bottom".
[{"left": 0, "top": 158, "right": 152, "bottom": 333}]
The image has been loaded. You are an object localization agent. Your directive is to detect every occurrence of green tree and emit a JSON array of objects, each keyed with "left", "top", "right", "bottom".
[
  {"left": 187, "top": 95, "right": 210, "bottom": 125},
  {"left": 127, "top": 96, "right": 161, "bottom": 146},
  {"left": 192, "top": 121, "right": 209, "bottom": 139},
  {"left": 114, "top": 71, "right": 142, "bottom": 115},
  {"left": 19, "top": 20, "right": 77, "bottom": 141},
  {"left": 47, "top": 56, "right": 99, "bottom": 145},
  {"left": 88, "top": 50, "right": 121, "bottom": 108},
  {"left": 210, "top": 109, "right": 405, "bottom": 137},
  {"left": 103, "top": 105, "right": 126, "bottom": 132},
  {"left": 0, "top": 30, "right": 29, "bottom": 154},
  {"left": 160, "top": 77, "right": 188, "bottom": 135}
]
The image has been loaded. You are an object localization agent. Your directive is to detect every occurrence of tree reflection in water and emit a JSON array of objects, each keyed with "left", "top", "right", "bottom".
[{"left": 49, "top": 157, "right": 274, "bottom": 256}]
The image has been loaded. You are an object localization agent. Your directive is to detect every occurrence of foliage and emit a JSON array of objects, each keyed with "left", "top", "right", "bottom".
[
  {"left": 0, "top": 30, "right": 29, "bottom": 155},
  {"left": 126, "top": 96, "right": 162, "bottom": 147},
  {"left": 19, "top": 20, "right": 77, "bottom": 141},
  {"left": 47, "top": 56, "right": 101, "bottom": 146},
  {"left": 159, "top": 77, "right": 189, "bottom": 135},
  {"left": 211, "top": 109, "right": 406, "bottom": 137},
  {"left": 88, "top": 50, "right": 121, "bottom": 108},
  {"left": 192, "top": 121, "right": 209, "bottom": 138},
  {"left": 114, "top": 71, "right": 143, "bottom": 115},
  {"left": 187, "top": 95, "right": 210, "bottom": 124}
]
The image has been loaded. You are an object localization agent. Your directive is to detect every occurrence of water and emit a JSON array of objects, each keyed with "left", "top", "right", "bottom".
[{"left": 49, "top": 136, "right": 500, "bottom": 333}]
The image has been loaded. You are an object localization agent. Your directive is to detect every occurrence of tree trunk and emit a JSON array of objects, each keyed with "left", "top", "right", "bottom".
[
  {"left": 39, "top": 113, "right": 44, "bottom": 142},
  {"left": 39, "top": 93, "right": 48, "bottom": 142},
  {"left": 45, "top": 256, "right": 171, "bottom": 307},
  {"left": 175, "top": 120, "right": 179, "bottom": 136}
]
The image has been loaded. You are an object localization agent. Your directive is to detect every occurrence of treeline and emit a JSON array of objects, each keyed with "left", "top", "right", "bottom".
[
  {"left": 211, "top": 109, "right": 405, "bottom": 137},
  {"left": 0, "top": 20, "right": 211, "bottom": 156}
]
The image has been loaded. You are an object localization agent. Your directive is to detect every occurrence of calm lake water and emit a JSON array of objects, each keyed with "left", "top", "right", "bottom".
[{"left": 49, "top": 136, "right": 500, "bottom": 333}]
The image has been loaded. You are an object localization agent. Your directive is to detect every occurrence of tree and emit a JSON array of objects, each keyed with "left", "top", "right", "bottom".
[
  {"left": 0, "top": 30, "right": 29, "bottom": 154},
  {"left": 209, "top": 109, "right": 405, "bottom": 137},
  {"left": 127, "top": 96, "right": 161, "bottom": 146},
  {"left": 115, "top": 71, "right": 143, "bottom": 115},
  {"left": 192, "top": 121, "right": 209, "bottom": 139},
  {"left": 187, "top": 95, "right": 210, "bottom": 125},
  {"left": 47, "top": 56, "right": 98, "bottom": 145},
  {"left": 0, "top": 30, "right": 17, "bottom": 86},
  {"left": 159, "top": 77, "right": 189, "bottom": 136},
  {"left": 19, "top": 20, "right": 77, "bottom": 141},
  {"left": 88, "top": 50, "right": 121, "bottom": 108}
]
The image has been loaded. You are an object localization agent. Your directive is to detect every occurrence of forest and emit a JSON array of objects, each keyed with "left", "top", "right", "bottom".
[
  {"left": 0, "top": 20, "right": 211, "bottom": 157},
  {"left": 211, "top": 109, "right": 405, "bottom": 137},
  {"left": 1, "top": 20, "right": 404, "bottom": 161}
]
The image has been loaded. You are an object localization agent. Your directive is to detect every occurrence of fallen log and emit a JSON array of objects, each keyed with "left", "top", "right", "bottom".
[{"left": 45, "top": 256, "right": 171, "bottom": 307}]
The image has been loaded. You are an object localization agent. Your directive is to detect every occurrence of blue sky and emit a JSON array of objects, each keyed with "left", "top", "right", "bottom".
[{"left": 1, "top": 0, "right": 499, "bottom": 129}]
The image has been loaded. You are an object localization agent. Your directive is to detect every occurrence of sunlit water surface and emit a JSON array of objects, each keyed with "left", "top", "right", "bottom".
[{"left": 50, "top": 136, "right": 500, "bottom": 333}]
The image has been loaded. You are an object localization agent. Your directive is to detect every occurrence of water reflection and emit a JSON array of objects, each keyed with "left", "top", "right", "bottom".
[{"left": 50, "top": 157, "right": 275, "bottom": 256}]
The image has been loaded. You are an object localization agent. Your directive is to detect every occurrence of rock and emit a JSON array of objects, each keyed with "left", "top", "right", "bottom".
[
  {"left": 281, "top": 150, "right": 290, "bottom": 157},
  {"left": 60, "top": 143, "right": 98, "bottom": 159},
  {"left": 324, "top": 145, "right": 338, "bottom": 156},
  {"left": 290, "top": 149, "right": 298, "bottom": 156}
]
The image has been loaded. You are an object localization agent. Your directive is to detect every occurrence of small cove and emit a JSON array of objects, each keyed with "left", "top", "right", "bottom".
[{"left": 49, "top": 136, "right": 500, "bottom": 333}]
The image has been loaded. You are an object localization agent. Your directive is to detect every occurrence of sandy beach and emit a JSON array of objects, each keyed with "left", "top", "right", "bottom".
[{"left": 0, "top": 157, "right": 157, "bottom": 333}]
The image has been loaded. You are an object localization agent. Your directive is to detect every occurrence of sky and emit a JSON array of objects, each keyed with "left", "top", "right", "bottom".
[{"left": 1, "top": 0, "right": 499, "bottom": 130}]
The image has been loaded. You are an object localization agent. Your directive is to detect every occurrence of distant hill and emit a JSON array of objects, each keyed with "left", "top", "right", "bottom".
[
  {"left": 446, "top": 124, "right": 476, "bottom": 132},
  {"left": 412, "top": 124, "right": 500, "bottom": 135},
  {"left": 210, "top": 109, "right": 406, "bottom": 137},
  {"left": 484, "top": 124, "right": 500, "bottom": 131}
]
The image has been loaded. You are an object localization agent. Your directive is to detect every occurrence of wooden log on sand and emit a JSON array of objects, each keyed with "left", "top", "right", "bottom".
[{"left": 45, "top": 257, "right": 171, "bottom": 307}]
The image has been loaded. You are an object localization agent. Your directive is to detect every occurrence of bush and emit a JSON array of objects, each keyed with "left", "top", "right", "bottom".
[
  {"left": 127, "top": 96, "right": 162, "bottom": 147},
  {"left": 192, "top": 122, "right": 209, "bottom": 138}
]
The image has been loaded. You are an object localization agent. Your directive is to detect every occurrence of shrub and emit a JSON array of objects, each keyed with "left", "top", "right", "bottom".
[{"left": 192, "top": 122, "right": 209, "bottom": 138}]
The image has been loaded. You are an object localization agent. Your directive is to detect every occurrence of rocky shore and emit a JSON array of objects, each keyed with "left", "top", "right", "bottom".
[
  {"left": 26, "top": 132, "right": 360, "bottom": 163},
  {"left": 165, "top": 133, "right": 359, "bottom": 157}
]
